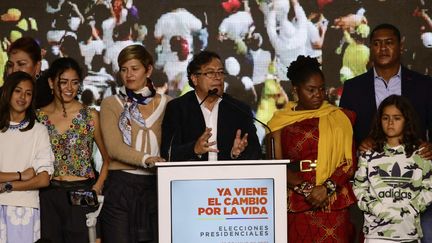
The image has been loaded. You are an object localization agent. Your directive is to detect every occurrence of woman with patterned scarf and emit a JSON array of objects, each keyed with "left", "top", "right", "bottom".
[
  {"left": 267, "top": 56, "right": 357, "bottom": 242},
  {"left": 99, "top": 44, "right": 171, "bottom": 243}
]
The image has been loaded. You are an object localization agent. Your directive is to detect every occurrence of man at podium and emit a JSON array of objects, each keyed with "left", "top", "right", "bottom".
[{"left": 161, "top": 51, "right": 261, "bottom": 161}]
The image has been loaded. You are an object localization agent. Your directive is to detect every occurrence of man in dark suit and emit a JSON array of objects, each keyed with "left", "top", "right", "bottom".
[
  {"left": 340, "top": 23, "right": 432, "bottom": 146},
  {"left": 161, "top": 51, "right": 261, "bottom": 161},
  {"left": 340, "top": 23, "right": 432, "bottom": 243}
]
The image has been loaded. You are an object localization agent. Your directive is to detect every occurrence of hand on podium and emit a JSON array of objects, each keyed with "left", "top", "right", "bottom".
[{"left": 144, "top": 156, "right": 166, "bottom": 168}]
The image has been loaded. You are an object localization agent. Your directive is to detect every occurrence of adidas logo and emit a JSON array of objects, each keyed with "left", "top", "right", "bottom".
[
  {"left": 378, "top": 188, "right": 412, "bottom": 199},
  {"left": 376, "top": 162, "right": 413, "bottom": 200},
  {"left": 377, "top": 162, "right": 413, "bottom": 188}
]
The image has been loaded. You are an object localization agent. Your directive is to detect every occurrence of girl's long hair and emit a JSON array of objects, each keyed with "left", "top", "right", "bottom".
[
  {"left": 369, "top": 95, "right": 421, "bottom": 157},
  {"left": 44, "top": 57, "right": 83, "bottom": 117},
  {"left": 0, "top": 71, "right": 36, "bottom": 132}
]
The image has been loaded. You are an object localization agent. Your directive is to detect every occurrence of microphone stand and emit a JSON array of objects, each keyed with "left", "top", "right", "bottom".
[
  {"left": 210, "top": 90, "right": 276, "bottom": 160},
  {"left": 199, "top": 89, "right": 218, "bottom": 106},
  {"left": 168, "top": 133, "right": 175, "bottom": 162}
]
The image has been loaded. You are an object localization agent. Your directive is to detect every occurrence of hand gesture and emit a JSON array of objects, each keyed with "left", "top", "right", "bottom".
[
  {"left": 92, "top": 184, "right": 103, "bottom": 195},
  {"left": 358, "top": 136, "right": 375, "bottom": 153},
  {"left": 333, "top": 13, "right": 366, "bottom": 32},
  {"left": 194, "top": 128, "right": 219, "bottom": 156},
  {"left": 305, "top": 185, "right": 328, "bottom": 209},
  {"left": 418, "top": 142, "right": 432, "bottom": 160},
  {"left": 231, "top": 129, "right": 249, "bottom": 158}
]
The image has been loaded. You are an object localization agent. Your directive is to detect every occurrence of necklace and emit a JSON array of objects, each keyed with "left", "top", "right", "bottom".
[{"left": 9, "top": 119, "right": 29, "bottom": 130}]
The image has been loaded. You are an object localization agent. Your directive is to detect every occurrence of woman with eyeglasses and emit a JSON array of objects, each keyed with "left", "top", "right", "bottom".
[
  {"left": 267, "top": 55, "right": 357, "bottom": 242},
  {"left": 99, "top": 44, "right": 171, "bottom": 243}
]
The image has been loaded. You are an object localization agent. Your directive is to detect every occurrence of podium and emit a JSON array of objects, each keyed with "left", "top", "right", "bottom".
[{"left": 156, "top": 160, "right": 289, "bottom": 243}]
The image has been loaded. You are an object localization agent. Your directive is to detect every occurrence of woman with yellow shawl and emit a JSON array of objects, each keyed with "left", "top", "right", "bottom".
[{"left": 267, "top": 56, "right": 357, "bottom": 242}]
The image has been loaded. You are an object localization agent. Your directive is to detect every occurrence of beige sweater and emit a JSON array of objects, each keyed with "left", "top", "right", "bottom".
[{"left": 100, "top": 94, "right": 170, "bottom": 171}]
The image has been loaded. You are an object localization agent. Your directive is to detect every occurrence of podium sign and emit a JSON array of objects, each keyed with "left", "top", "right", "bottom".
[{"left": 157, "top": 160, "right": 288, "bottom": 243}]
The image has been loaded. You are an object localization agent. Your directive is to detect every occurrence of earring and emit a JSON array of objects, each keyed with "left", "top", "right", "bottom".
[
  {"left": 291, "top": 89, "right": 298, "bottom": 102},
  {"left": 35, "top": 73, "right": 41, "bottom": 80}
]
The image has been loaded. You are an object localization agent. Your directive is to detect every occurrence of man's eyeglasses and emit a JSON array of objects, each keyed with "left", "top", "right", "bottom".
[{"left": 195, "top": 71, "right": 227, "bottom": 78}]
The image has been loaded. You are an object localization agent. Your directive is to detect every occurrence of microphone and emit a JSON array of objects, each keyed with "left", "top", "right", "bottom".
[
  {"left": 208, "top": 89, "right": 276, "bottom": 160},
  {"left": 199, "top": 89, "right": 219, "bottom": 105},
  {"left": 208, "top": 88, "right": 219, "bottom": 95}
]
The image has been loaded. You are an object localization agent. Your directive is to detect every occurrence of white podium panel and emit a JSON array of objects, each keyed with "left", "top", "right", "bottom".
[{"left": 157, "top": 160, "right": 288, "bottom": 243}]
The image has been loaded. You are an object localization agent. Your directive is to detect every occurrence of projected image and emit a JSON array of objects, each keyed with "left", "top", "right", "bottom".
[{"left": 1, "top": 0, "right": 431, "bottom": 113}]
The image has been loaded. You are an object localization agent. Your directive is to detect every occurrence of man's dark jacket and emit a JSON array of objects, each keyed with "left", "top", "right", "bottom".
[
  {"left": 161, "top": 91, "right": 261, "bottom": 161},
  {"left": 340, "top": 67, "right": 432, "bottom": 145}
]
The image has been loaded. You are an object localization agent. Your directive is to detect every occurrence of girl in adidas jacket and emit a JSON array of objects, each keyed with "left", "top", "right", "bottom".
[{"left": 354, "top": 95, "right": 432, "bottom": 242}]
